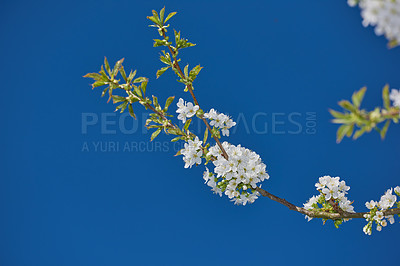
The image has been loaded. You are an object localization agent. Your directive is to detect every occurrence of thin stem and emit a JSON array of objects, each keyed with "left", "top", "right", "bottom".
[
  {"left": 161, "top": 30, "right": 229, "bottom": 160},
  {"left": 125, "top": 89, "right": 181, "bottom": 135},
  {"left": 146, "top": 103, "right": 176, "bottom": 129}
]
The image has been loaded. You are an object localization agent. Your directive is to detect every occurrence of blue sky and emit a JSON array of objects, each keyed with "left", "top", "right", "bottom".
[{"left": 1, "top": 0, "right": 400, "bottom": 265}]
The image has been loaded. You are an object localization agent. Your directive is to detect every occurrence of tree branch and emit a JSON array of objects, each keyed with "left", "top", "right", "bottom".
[
  {"left": 256, "top": 187, "right": 400, "bottom": 220},
  {"left": 161, "top": 30, "right": 229, "bottom": 160},
  {"left": 157, "top": 25, "right": 400, "bottom": 223}
]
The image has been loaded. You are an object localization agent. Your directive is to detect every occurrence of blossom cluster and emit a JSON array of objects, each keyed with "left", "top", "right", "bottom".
[
  {"left": 303, "top": 195, "right": 322, "bottom": 221},
  {"left": 176, "top": 98, "right": 199, "bottom": 123},
  {"left": 363, "top": 186, "right": 400, "bottom": 235},
  {"left": 203, "top": 142, "right": 269, "bottom": 205},
  {"left": 180, "top": 136, "right": 203, "bottom": 168},
  {"left": 203, "top": 109, "right": 236, "bottom": 136},
  {"left": 348, "top": 0, "right": 400, "bottom": 45},
  {"left": 303, "top": 175, "right": 355, "bottom": 222},
  {"left": 389, "top": 88, "right": 400, "bottom": 107}
]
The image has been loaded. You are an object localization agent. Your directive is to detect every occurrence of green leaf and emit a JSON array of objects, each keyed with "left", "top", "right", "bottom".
[
  {"left": 112, "top": 95, "right": 126, "bottom": 104},
  {"left": 338, "top": 100, "right": 357, "bottom": 113},
  {"left": 128, "top": 104, "right": 136, "bottom": 119},
  {"left": 134, "top": 86, "right": 142, "bottom": 98},
  {"left": 156, "top": 66, "right": 170, "bottom": 78},
  {"left": 168, "top": 128, "right": 181, "bottom": 135},
  {"left": 153, "top": 39, "right": 170, "bottom": 47},
  {"left": 159, "top": 51, "right": 172, "bottom": 65},
  {"left": 346, "top": 123, "right": 354, "bottom": 137},
  {"left": 203, "top": 127, "right": 208, "bottom": 144},
  {"left": 141, "top": 80, "right": 148, "bottom": 95},
  {"left": 104, "top": 57, "right": 111, "bottom": 75},
  {"left": 133, "top": 77, "right": 148, "bottom": 83},
  {"left": 329, "top": 109, "right": 346, "bottom": 119},
  {"left": 380, "top": 120, "right": 391, "bottom": 139},
  {"left": 91, "top": 81, "right": 107, "bottom": 88},
  {"left": 164, "top": 12, "right": 177, "bottom": 24},
  {"left": 211, "top": 127, "right": 221, "bottom": 139},
  {"left": 152, "top": 10, "right": 160, "bottom": 21},
  {"left": 152, "top": 95, "right": 159, "bottom": 108},
  {"left": 334, "top": 219, "right": 342, "bottom": 229},
  {"left": 382, "top": 84, "right": 390, "bottom": 109},
  {"left": 115, "top": 101, "right": 128, "bottom": 113},
  {"left": 108, "top": 87, "right": 113, "bottom": 103},
  {"left": 351, "top": 87, "right": 366, "bottom": 108},
  {"left": 83, "top": 73, "right": 102, "bottom": 80},
  {"left": 388, "top": 39, "right": 399, "bottom": 49},
  {"left": 101, "top": 86, "right": 109, "bottom": 97},
  {"left": 111, "top": 58, "right": 124, "bottom": 78},
  {"left": 353, "top": 127, "right": 366, "bottom": 140},
  {"left": 128, "top": 70, "right": 137, "bottom": 82},
  {"left": 147, "top": 16, "right": 159, "bottom": 26},
  {"left": 159, "top": 7, "right": 165, "bottom": 24},
  {"left": 184, "top": 119, "right": 191, "bottom": 131},
  {"left": 331, "top": 118, "right": 350, "bottom": 124},
  {"left": 148, "top": 125, "right": 159, "bottom": 129},
  {"left": 184, "top": 64, "right": 189, "bottom": 78},
  {"left": 99, "top": 65, "right": 108, "bottom": 80},
  {"left": 174, "top": 29, "right": 180, "bottom": 43},
  {"left": 151, "top": 128, "right": 162, "bottom": 141},
  {"left": 120, "top": 66, "right": 127, "bottom": 82},
  {"left": 178, "top": 39, "right": 195, "bottom": 49},
  {"left": 148, "top": 10, "right": 162, "bottom": 26},
  {"left": 196, "top": 109, "right": 204, "bottom": 119},
  {"left": 189, "top": 65, "right": 203, "bottom": 81},
  {"left": 164, "top": 96, "right": 175, "bottom": 110},
  {"left": 174, "top": 149, "right": 181, "bottom": 156},
  {"left": 171, "top": 136, "right": 181, "bottom": 142},
  {"left": 336, "top": 124, "right": 352, "bottom": 143},
  {"left": 174, "top": 31, "right": 196, "bottom": 50}
]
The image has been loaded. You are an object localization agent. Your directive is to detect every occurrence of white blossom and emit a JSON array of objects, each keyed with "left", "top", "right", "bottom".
[
  {"left": 381, "top": 219, "right": 388, "bottom": 227},
  {"left": 348, "top": 0, "right": 359, "bottom": 7},
  {"left": 389, "top": 89, "right": 400, "bottom": 107},
  {"left": 365, "top": 200, "right": 376, "bottom": 209},
  {"left": 303, "top": 195, "right": 322, "bottom": 221},
  {"left": 350, "top": 0, "right": 400, "bottom": 45},
  {"left": 375, "top": 211, "right": 384, "bottom": 220},
  {"left": 176, "top": 98, "right": 199, "bottom": 123},
  {"left": 378, "top": 188, "right": 397, "bottom": 210},
  {"left": 395, "top": 186, "right": 400, "bottom": 195},
  {"left": 180, "top": 136, "right": 203, "bottom": 168},
  {"left": 322, "top": 186, "right": 339, "bottom": 201},
  {"left": 203, "top": 167, "right": 212, "bottom": 184},
  {"left": 313, "top": 176, "right": 353, "bottom": 211},
  {"left": 340, "top": 200, "right": 355, "bottom": 213},
  {"left": 204, "top": 142, "right": 268, "bottom": 205},
  {"left": 204, "top": 109, "right": 236, "bottom": 136},
  {"left": 363, "top": 186, "right": 399, "bottom": 235},
  {"left": 363, "top": 224, "right": 372, "bottom": 235},
  {"left": 386, "top": 215, "right": 395, "bottom": 224},
  {"left": 303, "top": 195, "right": 321, "bottom": 210},
  {"left": 315, "top": 176, "right": 330, "bottom": 190},
  {"left": 303, "top": 176, "right": 355, "bottom": 222}
]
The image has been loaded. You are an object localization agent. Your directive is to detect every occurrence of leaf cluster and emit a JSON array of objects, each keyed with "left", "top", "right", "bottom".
[
  {"left": 330, "top": 85, "right": 399, "bottom": 143},
  {"left": 84, "top": 58, "right": 185, "bottom": 142}
]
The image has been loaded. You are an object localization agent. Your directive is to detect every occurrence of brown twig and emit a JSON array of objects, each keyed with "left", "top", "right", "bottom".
[{"left": 256, "top": 187, "right": 400, "bottom": 220}]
